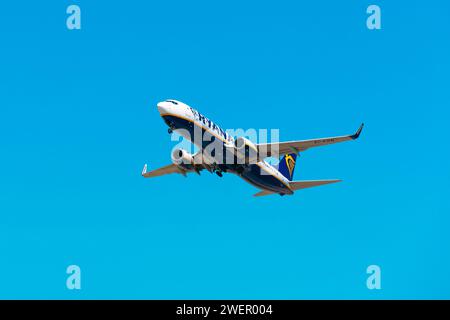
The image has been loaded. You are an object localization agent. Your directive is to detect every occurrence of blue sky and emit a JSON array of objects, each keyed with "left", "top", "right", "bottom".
[{"left": 0, "top": 0, "right": 449, "bottom": 299}]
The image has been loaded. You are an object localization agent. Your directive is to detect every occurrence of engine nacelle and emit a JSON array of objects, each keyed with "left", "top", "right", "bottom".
[
  {"left": 235, "top": 137, "right": 259, "bottom": 164},
  {"left": 171, "top": 148, "right": 194, "bottom": 169}
]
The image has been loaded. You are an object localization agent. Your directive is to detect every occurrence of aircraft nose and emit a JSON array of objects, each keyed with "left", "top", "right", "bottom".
[{"left": 157, "top": 101, "right": 169, "bottom": 115}]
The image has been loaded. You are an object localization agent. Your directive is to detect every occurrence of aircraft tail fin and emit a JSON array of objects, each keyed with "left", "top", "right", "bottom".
[{"left": 277, "top": 153, "right": 297, "bottom": 181}]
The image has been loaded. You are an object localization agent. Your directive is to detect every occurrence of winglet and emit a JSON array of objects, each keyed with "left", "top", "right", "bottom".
[
  {"left": 141, "top": 164, "right": 148, "bottom": 176},
  {"left": 350, "top": 123, "right": 364, "bottom": 140}
]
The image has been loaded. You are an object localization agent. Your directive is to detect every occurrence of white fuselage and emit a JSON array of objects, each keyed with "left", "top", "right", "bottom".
[{"left": 156, "top": 100, "right": 293, "bottom": 194}]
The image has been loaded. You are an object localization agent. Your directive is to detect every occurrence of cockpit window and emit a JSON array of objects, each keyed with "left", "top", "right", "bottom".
[{"left": 165, "top": 100, "right": 178, "bottom": 105}]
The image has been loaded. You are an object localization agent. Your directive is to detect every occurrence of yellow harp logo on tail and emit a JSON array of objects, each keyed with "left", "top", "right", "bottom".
[{"left": 285, "top": 154, "right": 296, "bottom": 177}]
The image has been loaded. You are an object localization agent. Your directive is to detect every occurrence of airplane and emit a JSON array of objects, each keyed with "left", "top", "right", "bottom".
[{"left": 142, "top": 99, "right": 363, "bottom": 197}]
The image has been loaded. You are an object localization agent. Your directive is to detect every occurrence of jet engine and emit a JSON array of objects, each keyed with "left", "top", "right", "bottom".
[
  {"left": 171, "top": 148, "right": 194, "bottom": 170},
  {"left": 235, "top": 137, "right": 259, "bottom": 164}
]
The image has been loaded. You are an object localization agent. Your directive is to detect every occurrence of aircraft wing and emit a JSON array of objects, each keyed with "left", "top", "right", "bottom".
[
  {"left": 141, "top": 163, "right": 182, "bottom": 178},
  {"left": 142, "top": 151, "right": 206, "bottom": 178},
  {"left": 257, "top": 123, "right": 364, "bottom": 157}
]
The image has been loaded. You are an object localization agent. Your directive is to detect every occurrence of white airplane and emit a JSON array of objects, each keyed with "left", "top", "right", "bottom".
[{"left": 142, "top": 99, "right": 363, "bottom": 197}]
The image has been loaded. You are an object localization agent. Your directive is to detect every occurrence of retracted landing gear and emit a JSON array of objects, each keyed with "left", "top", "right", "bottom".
[{"left": 211, "top": 163, "right": 224, "bottom": 177}]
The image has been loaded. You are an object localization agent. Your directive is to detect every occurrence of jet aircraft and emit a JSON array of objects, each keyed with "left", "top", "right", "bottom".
[{"left": 142, "top": 99, "right": 363, "bottom": 197}]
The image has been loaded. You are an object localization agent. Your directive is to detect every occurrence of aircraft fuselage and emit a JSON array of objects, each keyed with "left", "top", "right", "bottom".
[{"left": 157, "top": 100, "right": 293, "bottom": 195}]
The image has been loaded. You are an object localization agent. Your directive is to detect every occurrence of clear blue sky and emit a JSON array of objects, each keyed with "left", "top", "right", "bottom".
[{"left": 0, "top": 0, "right": 449, "bottom": 299}]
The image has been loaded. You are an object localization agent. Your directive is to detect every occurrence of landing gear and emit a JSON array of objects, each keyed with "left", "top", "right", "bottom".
[{"left": 210, "top": 162, "right": 224, "bottom": 177}]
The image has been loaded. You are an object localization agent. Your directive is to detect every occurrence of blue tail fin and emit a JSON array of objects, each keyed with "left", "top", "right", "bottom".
[{"left": 278, "top": 153, "right": 297, "bottom": 181}]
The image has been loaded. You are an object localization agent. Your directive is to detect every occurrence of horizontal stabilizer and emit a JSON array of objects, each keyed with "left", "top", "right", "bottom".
[
  {"left": 289, "top": 179, "right": 342, "bottom": 191},
  {"left": 253, "top": 190, "right": 276, "bottom": 197}
]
